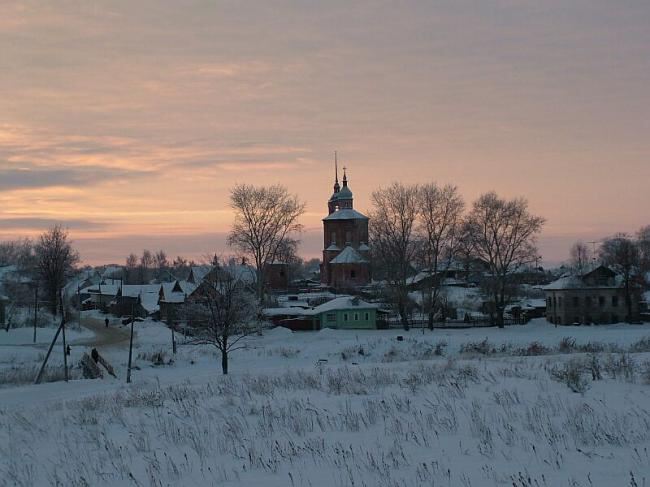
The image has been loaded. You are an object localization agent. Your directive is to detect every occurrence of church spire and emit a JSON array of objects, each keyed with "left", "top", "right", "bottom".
[
  {"left": 342, "top": 165, "right": 348, "bottom": 187},
  {"left": 333, "top": 151, "right": 340, "bottom": 193}
]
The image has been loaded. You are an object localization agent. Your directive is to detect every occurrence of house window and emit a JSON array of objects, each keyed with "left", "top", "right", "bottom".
[
  {"left": 346, "top": 231, "right": 352, "bottom": 243},
  {"left": 326, "top": 313, "right": 336, "bottom": 322},
  {"left": 331, "top": 232, "right": 337, "bottom": 245},
  {"left": 553, "top": 296, "right": 557, "bottom": 307},
  {"left": 612, "top": 296, "right": 619, "bottom": 307},
  {"left": 354, "top": 313, "right": 359, "bottom": 321},
  {"left": 343, "top": 313, "right": 348, "bottom": 321},
  {"left": 585, "top": 296, "right": 592, "bottom": 307},
  {"left": 599, "top": 296, "right": 605, "bottom": 307},
  {"left": 365, "top": 312, "right": 369, "bottom": 321},
  {"left": 573, "top": 297, "right": 579, "bottom": 307},
  {"left": 558, "top": 297, "right": 563, "bottom": 307}
]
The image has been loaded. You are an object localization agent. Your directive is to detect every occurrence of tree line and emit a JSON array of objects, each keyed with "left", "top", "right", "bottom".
[{"left": 368, "top": 183, "right": 545, "bottom": 329}]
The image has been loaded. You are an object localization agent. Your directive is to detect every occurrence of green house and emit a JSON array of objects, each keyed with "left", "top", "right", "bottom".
[{"left": 311, "top": 296, "right": 379, "bottom": 330}]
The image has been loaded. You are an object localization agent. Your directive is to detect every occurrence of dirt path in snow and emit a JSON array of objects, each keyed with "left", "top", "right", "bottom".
[{"left": 73, "top": 315, "right": 130, "bottom": 348}]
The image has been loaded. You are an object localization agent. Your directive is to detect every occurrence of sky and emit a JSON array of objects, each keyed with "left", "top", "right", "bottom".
[{"left": 1, "top": 0, "right": 649, "bottom": 266}]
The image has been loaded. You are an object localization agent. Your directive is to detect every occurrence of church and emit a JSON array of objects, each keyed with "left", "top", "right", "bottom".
[{"left": 320, "top": 155, "right": 371, "bottom": 290}]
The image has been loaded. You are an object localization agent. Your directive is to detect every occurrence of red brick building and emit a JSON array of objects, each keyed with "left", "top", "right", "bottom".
[{"left": 320, "top": 160, "right": 371, "bottom": 290}]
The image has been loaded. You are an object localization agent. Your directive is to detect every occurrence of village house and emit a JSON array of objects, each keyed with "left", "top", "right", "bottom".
[
  {"left": 264, "top": 295, "right": 384, "bottom": 331},
  {"left": 544, "top": 265, "right": 640, "bottom": 325}
]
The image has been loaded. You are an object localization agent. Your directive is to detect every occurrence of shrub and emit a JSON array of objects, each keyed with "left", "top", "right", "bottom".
[
  {"left": 459, "top": 338, "right": 493, "bottom": 355},
  {"left": 558, "top": 337, "right": 576, "bottom": 353},
  {"left": 550, "top": 359, "right": 589, "bottom": 393},
  {"left": 517, "top": 341, "right": 550, "bottom": 356},
  {"left": 604, "top": 353, "right": 636, "bottom": 382},
  {"left": 641, "top": 360, "right": 650, "bottom": 385},
  {"left": 629, "top": 337, "right": 650, "bottom": 353}
]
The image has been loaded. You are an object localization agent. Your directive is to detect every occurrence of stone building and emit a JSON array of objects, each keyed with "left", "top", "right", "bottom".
[
  {"left": 320, "top": 159, "right": 371, "bottom": 290},
  {"left": 544, "top": 265, "right": 640, "bottom": 325}
]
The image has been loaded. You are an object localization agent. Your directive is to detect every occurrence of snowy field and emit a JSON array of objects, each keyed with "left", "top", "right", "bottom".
[{"left": 1, "top": 315, "right": 650, "bottom": 486}]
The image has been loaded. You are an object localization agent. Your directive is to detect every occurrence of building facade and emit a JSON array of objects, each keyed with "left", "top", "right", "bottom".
[
  {"left": 320, "top": 160, "right": 371, "bottom": 290},
  {"left": 544, "top": 266, "right": 640, "bottom": 325}
]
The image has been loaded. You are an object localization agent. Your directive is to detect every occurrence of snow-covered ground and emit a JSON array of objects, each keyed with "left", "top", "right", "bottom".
[
  {"left": 0, "top": 324, "right": 93, "bottom": 347},
  {"left": 1, "top": 314, "right": 650, "bottom": 486}
]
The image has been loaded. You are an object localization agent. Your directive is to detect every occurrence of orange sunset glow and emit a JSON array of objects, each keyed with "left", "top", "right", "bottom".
[{"left": 2, "top": 2, "right": 650, "bottom": 265}]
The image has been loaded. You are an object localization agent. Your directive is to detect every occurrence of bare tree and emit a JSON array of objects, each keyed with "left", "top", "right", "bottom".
[
  {"left": 369, "top": 182, "right": 420, "bottom": 330},
  {"left": 140, "top": 249, "right": 154, "bottom": 283},
  {"left": 125, "top": 253, "right": 139, "bottom": 284},
  {"left": 34, "top": 225, "right": 80, "bottom": 316},
  {"left": 172, "top": 255, "right": 189, "bottom": 278},
  {"left": 637, "top": 225, "right": 650, "bottom": 277},
  {"left": 569, "top": 240, "right": 591, "bottom": 274},
  {"left": 0, "top": 238, "right": 35, "bottom": 269},
  {"left": 416, "top": 183, "right": 465, "bottom": 329},
  {"left": 227, "top": 184, "right": 305, "bottom": 302},
  {"left": 154, "top": 250, "right": 169, "bottom": 279},
  {"left": 600, "top": 234, "right": 640, "bottom": 322},
  {"left": 463, "top": 192, "right": 545, "bottom": 328},
  {"left": 188, "top": 261, "right": 259, "bottom": 374}
]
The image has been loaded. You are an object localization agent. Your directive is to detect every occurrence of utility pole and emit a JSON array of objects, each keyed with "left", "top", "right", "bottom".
[
  {"left": 33, "top": 283, "right": 38, "bottom": 344},
  {"left": 78, "top": 283, "right": 82, "bottom": 328},
  {"left": 60, "top": 292, "right": 68, "bottom": 382},
  {"left": 588, "top": 241, "right": 598, "bottom": 265},
  {"left": 34, "top": 319, "right": 63, "bottom": 384},
  {"left": 126, "top": 301, "right": 135, "bottom": 383}
]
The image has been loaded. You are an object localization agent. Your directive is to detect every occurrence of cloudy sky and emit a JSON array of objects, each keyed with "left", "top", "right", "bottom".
[{"left": 1, "top": 1, "right": 649, "bottom": 265}]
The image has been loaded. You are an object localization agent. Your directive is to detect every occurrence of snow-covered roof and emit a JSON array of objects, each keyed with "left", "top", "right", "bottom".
[
  {"left": 119, "top": 284, "right": 161, "bottom": 313},
  {"left": 0, "top": 265, "right": 18, "bottom": 281},
  {"left": 224, "top": 264, "right": 256, "bottom": 284},
  {"left": 323, "top": 209, "right": 368, "bottom": 221},
  {"left": 262, "top": 307, "right": 311, "bottom": 317},
  {"left": 0, "top": 265, "right": 31, "bottom": 284},
  {"left": 543, "top": 272, "right": 623, "bottom": 291},
  {"left": 312, "top": 296, "right": 379, "bottom": 314},
  {"left": 82, "top": 284, "right": 120, "bottom": 296},
  {"left": 160, "top": 280, "right": 196, "bottom": 303},
  {"left": 188, "top": 265, "right": 212, "bottom": 284},
  {"left": 358, "top": 242, "right": 370, "bottom": 252},
  {"left": 100, "top": 265, "right": 123, "bottom": 279},
  {"left": 326, "top": 243, "right": 340, "bottom": 251},
  {"left": 329, "top": 246, "right": 368, "bottom": 265}
]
